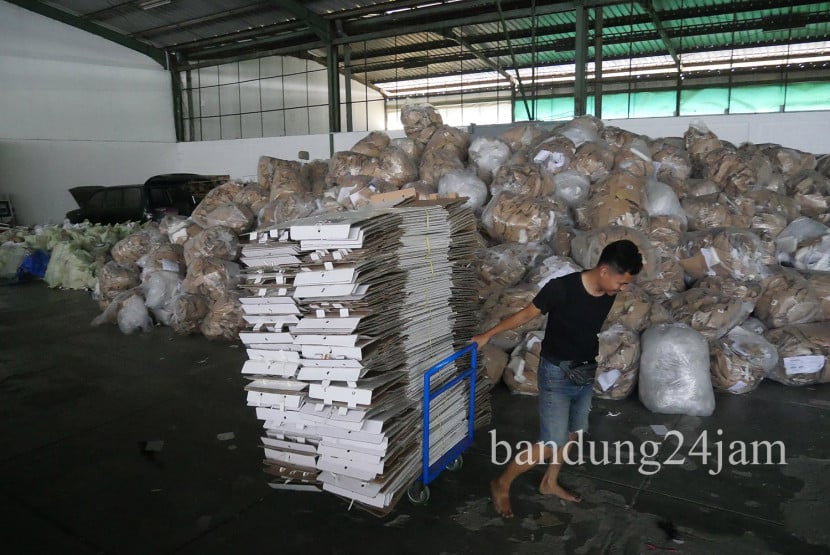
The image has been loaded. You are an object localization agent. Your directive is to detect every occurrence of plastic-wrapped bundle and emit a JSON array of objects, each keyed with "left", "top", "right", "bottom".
[
  {"left": 645, "top": 179, "right": 686, "bottom": 224},
  {"left": 351, "top": 131, "right": 391, "bottom": 157},
  {"left": 759, "top": 144, "right": 817, "bottom": 177},
  {"left": 91, "top": 286, "right": 139, "bottom": 326},
  {"left": 468, "top": 137, "right": 511, "bottom": 184},
  {"left": 341, "top": 179, "right": 398, "bottom": 209},
  {"left": 419, "top": 149, "right": 465, "bottom": 187},
  {"left": 695, "top": 275, "right": 762, "bottom": 301},
  {"left": 97, "top": 261, "right": 140, "bottom": 309},
  {"left": 480, "top": 344, "right": 509, "bottom": 389},
  {"left": 765, "top": 323, "right": 830, "bottom": 386},
  {"left": 117, "top": 293, "right": 153, "bottom": 334},
  {"left": 553, "top": 170, "right": 591, "bottom": 208},
  {"left": 257, "top": 157, "right": 304, "bottom": 193},
  {"left": 791, "top": 233, "right": 830, "bottom": 272},
  {"left": 817, "top": 154, "right": 830, "bottom": 178},
  {"left": 551, "top": 228, "right": 575, "bottom": 257},
  {"left": 571, "top": 141, "right": 615, "bottom": 182},
  {"left": 183, "top": 226, "right": 239, "bottom": 267},
  {"left": 524, "top": 255, "right": 582, "bottom": 290},
  {"left": 182, "top": 257, "right": 241, "bottom": 302},
  {"left": 478, "top": 242, "right": 552, "bottom": 299},
  {"left": 685, "top": 179, "right": 720, "bottom": 198},
  {"left": 373, "top": 146, "right": 418, "bottom": 188},
  {"left": 754, "top": 267, "right": 823, "bottom": 329},
  {"left": 190, "top": 182, "right": 244, "bottom": 228},
  {"left": 391, "top": 137, "right": 422, "bottom": 164},
  {"left": 481, "top": 191, "right": 558, "bottom": 244},
  {"left": 741, "top": 317, "right": 767, "bottom": 335},
  {"left": 257, "top": 191, "right": 316, "bottom": 229},
  {"left": 605, "top": 284, "right": 666, "bottom": 332},
  {"left": 586, "top": 171, "right": 649, "bottom": 231},
  {"left": 571, "top": 226, "right": 658, "bottom": 283},
  {"left": 490, "top": 152, "right": 555, "bottom": 198},
  {"left": 401, "top": 103, "right": 443, "bottom": 148},
  {"left": 651, "top": 142, "right": 692, "bottom": 187},
  {"left": 649, "top": 214, "right": 685, "bottom": 247},
  {"left": 159, "top": 215, "right": 187, "bottom": 238},
  {"left": 614, "top": 143, "right": 654, "bottom": 178},
  {"left": 710, "top": 325, "right": 778, "bottom": 394},
  {"left": 479, "top": 285, "right": 546, "bottom": 351},
  {"left": 684, "top": 121, "right": 722, "bottom": 171},
  {"left": 593, "top": 324, "right": 640, "bottom": 400},
  {"left": 532, "top": 134, "right": 576, "bottom": 178},
  {"left": 682, "top": 193, "right": 753, "bottom": 231},
  {"left": 601, "top": 126, "right": 643, "bottom": 150},
  {"left": 503, "top": 331, "right": 543, "bottom": 395},
  {"left": 165, "top": 218, "right": 202, "bottom": 246},
  {"left": 142, "top": 270, "right": 181, "bottom": 310},
  {"left": 679, "top": 228, "right": 770, "bottom": 282},
  {"left": 111, "top": 226, "right": 166, "bottom": 265},
  {"left": 664, "top": 288, "right": 753, "bottom": 340},
  {"left": 199, "top": 203, "right": 255, "bottom": 234},
  {"left": 310, "top": 190, "right": 344, "bottom": 216},
  {"left": 500, "top": 123, "right": 550, "bottom": 153},
  {"left": 737, "top": 146, "right": 778, "bottom": 191},
  {"left": 326, "top": 152, "right": 380, "bottom": 187},
  {"left": 799, "top": 270, "right": 830, "bottom": 318},
  {"left": 744, "top": 189, "right": 799, "bottom": 239},
  {"left": 170, "top": 292, "right": 210, "bottom": 335},
  {"left": 558, "top": 116, "right": 603, "bottom": 147},
  {"left": 438, "top": 171, "right": 488, "bottom": 211},
  {"left": 201, "top": 292, "right": 246, "bottom": 341},
  {"left": 233, "top": 184, "right": 270, "bottom": 216},
  {"left": 639, "top": 323, "right": 715, "bottom": 417},
  {"left": 775, "top": 216, "right": 828, "bottom": 266},
  {"left": 423, "top": 125, "right": 470, "bottom": 161},
  {"left": 701, "top": 147, "right": 757, "bottom": 196},
  {"left": 303, "top": 160, "right": 330, "bottom": 196},
  {"left": 787, "top": 170, "right": 830, "bottom": 221}
]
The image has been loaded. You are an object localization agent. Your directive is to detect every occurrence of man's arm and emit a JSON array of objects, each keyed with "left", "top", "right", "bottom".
[{"left": 471, "top": 303, "right": 542, "bottom": 348}]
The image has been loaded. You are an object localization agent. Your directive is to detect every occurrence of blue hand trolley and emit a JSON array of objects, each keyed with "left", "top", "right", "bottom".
[{"left": 407, "top": 343, "right": 478, "bottom": 504}]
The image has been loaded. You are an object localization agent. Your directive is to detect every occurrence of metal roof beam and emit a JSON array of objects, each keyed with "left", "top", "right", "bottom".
[
  {"left": 5, "top": 0, "right": 167, "bottom": 68},
  {"left": 132, "top": 4, "right": 274, "bottom": 40},
  {"left": 270, "top": 0, "right": 331, "bottom": 42},
  {"left": 437, "top": 29, "right": 518, "bottom": 87},
  {"left": 638, "top": 0, "right": 680, "bottom": 66}
]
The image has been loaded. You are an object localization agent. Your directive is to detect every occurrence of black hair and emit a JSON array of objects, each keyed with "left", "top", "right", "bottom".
[{"left": 597, "top": 240, "right": 643, "bottom": 275}]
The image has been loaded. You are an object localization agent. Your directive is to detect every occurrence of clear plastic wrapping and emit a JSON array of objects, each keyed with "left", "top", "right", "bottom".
[
  {"left": 765, "top": 323, "right": 830, "bottom": 386},
  {"left": 605, "top": 284, "right": 668, "bottom": 332},
  {"left": 111, "top": 227, "right": 166, "bottom": 266},
  {"left": 557, "top": 116, "right": 603, "bottom": 147},
  {"left": 587, "top": 172, "right": 649, "bottom": 231},
  {"left": 326, "top": 152, "right": 380, "bottom": 187},
  {"left": 351, "top": 131, "right": 391, "bottom": 157},
  {"left": 571, "top": 141, "right": 615, "bottom": 182},
  {"left": 500, "top": 123, "right": 550, "bottom": 153},
  {"left": 117, "top": 293, "right": 153, "bottom": 334},
  {"left": 754, "top": 267, "right": 823, "bottom": 328},
  {"left": 701, "top": 147, "right": 757, "bottom": 196},
  {"left": 182, "top": 257, "right": 241, "bottom": 302},
  {"left": 142, "top": 270, "right": 182, "bottom": 311},
  {"left": 374, "top": 146, "right": 419, "bottom": 188},
  {"left": 682, "top": 193, "right": 753, "bottom": 231},
  {"left": 98, "top": 261, "right": 140, "bottom": 307},
  {"left": 664, "top": 288, "right": 754, "bottom": 340},
  {"left": 553, "top": 170, "right": 591, "bottom": 207},
  {"left": 639, "top": 323, "right": 715, "bottom": 417},
  {"left": 759, "top": 144, "right": 817, "bottom": 177},
  {"left": 786, "top": 170, "right": 830, "bottom": 221},
  {"left": 304, "top": 160, "right": 331, "bottom": 196},
  {"left": 593, "top": 323, "right": 641, "bottom": 400},
  {"left": 183, "top": 225, "right": 239, "bottom": 267},
  {"left": 479, "top": 344, "right": 509, "bottom": 389},
  {"left": 478, "top": 242, "right": 552, "bottom": 299},
  {"left": 481, "top": 191, "right": 558, "bottom": 244},
  {"left": 490, "top": 152, "right": 556, "bottom": 198},
  {"left": 468, "top": 137, "right": 511, "bottom": 184},
  {"left": 438, "top": 171, "right": 489, "bottom": 211},
  {"left": 710, "top": 325, "right": 777, "bottom": 394},
  {"left": 524, "top": 255, "right": 582, "bottom": 290},
  {"left": 201, "top": 292, "right": 246, "bottom": 341},
  {"left": 418, "top": 149, "right": 465, "bottom": 187},
  {"left": 191, "top": 182, "right": 245, "bottom": 227},
  {"left": 257, "top": 192, "right": 316, "bottom": 229},
  {"left": 679, "top": 228, "right": 770, "bottom": 282},
  {"left": 401, "top": 103, "right": 443, "bottom": 148},
  {"left": 479, "top": 285, "right": 546, "bottom": 351},
  {"left": 503, "top": 331, "right": 543, "bottom": 395},
  {"left": 233, "top": 184, "right": 271, "bottom": 215},
  {"left": 423, "top": 125, "right": 470, "bottom": 162},
  {"left": 531, "top": 134, "right": 575, "bottom": 178},
  {"left": 645, "top": 178, "right": 686, "bottom": 225},
  {"left": 170, "top": 292, "right": 210, "bottom": 335},
  {"left": 198, "top": 203, "right": 255, "bottom": 234}
]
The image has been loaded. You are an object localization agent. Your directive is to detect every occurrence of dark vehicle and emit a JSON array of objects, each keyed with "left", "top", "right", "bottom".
[{"left": 67, "top": 173, "right": 229, "bottom": 225}]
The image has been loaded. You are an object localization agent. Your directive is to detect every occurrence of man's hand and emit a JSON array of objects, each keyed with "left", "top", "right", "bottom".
[
  {"left": 469, "top": 304, "right": 542, "bottom": 350},
  {"left": 470, "top": 333, "right": 490, "bottom": 349}
]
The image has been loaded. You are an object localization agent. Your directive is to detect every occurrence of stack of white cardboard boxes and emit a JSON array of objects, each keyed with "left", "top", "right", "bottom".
[{"left": 236, "top": 202, "right": 485, "bottom": 513}]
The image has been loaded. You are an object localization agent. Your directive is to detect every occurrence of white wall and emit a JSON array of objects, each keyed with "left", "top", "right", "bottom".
[
  {"left": 0, "top": 1, "right": 176, "bottom": 224},
  {"left": 605, "top": 112, "right": 830, "bottom": 154}
]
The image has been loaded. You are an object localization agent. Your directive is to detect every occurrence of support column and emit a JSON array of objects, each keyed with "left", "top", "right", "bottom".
[
  {"left": 344, "top": 44, "right": 353, "bottom": 132},
  {"left": 327, "top": 42, "right": 341, "bottom": 133},
  {"left": 574, "top": 5, "right": 588, "bottom": 117},
  {"left": 593, "top": 7, "right": 603, "bottom": 119}
]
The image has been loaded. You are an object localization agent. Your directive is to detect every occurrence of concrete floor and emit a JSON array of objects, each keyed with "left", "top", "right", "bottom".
[{"left": 1, "top": 282, "right": 829, "bottom": 555}]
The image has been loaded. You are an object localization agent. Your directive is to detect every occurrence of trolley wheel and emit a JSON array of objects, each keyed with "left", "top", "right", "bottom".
[
  {"left": 407, "top": 482, "right": 430, "bottom": 505},
  {"left": 447, "top": 455, "right": 463, "bottom": 472}
]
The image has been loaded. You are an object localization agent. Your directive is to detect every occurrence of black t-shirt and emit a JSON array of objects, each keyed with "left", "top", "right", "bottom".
[{"left": 532, "top": 271, "right": 615, "bottom": 363}]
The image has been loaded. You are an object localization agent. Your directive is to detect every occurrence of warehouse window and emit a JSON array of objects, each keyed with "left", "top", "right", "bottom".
[{"left": 180, "top": 55, "right": 385, "bottom": 142}]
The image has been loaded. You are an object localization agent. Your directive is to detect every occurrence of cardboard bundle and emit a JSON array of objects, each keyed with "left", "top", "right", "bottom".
[
  {"left": 503, "top": 331, "right": 543, "bottom": 395},
  {"left": 586, "top": 172, "right": 649, "bottom": 230},
  {"left": 351, "top": 131, "right": 391, "bottom": 157},
  {"left": 594, "top": 323, "right": 641, "bottom": 400},
  {"left": 419, "top": 149, "right": 465, "bottom": 187},
  {"left": 799, "top": 269, "right": 830, "bottom": 318},
  {"left": 701, "top": 147, "right": 757, "bottom": 196},
  {"left": 605, "top": 284, "right": 669, "bottom": 332},
  {"left": 326, "top": 152, "right": 380, "bottom": 187},
  {"left": 710, "top": 326, "right": 777, "bottom": 394},
  {"left": 468, "top": 137, "right": 511, "bottom": 184},
  {"left": 97, "top": 261, "right": 140, "bottom": 311},
  {"left": 401, "top": 103, "right": 443, "bottom": 149},
  {"left": 664, "top": 288, "right": 753, "bottom": 340},
  {"left": 237, "top": 203, "right": 483, "bottom": 514},
  {"left": 571, "top": 141, "right": 615, "bottom": 182},
  {"left": 679, "top": 228, "right": 770, "bottom": 282},
  {"left": 477, "top": 242, "right": 552, "bottom": 301},
  {"left": 191, "top": 182, "right": 246, "bottom": 227},
  {"left": 500, "top": 123, "right": 550, "bottom": 153},
  {"left": 758, "top": 144, "right": 816, "bottom": 177},
  {"left": 481, "top": 191, "right": 559, "bottom": 244},
  {"left": 259, "top": 157, "right": 308, "bottom": 194},
  {"left": 479, "top": 284, "right": 545, "bottom": 351},
  {"left": 491, "top": 153, "right": 556, "bottom": 197},
  {"left": 786, "top": 170, "right": 830, "bottom": 223},
  {"left": 682, "top": 193, "right": 753, "bottom": 231},
  {"left": 531, "top": 134, "right": 576, "bottom": 178},
  {"left": 754, "top": 267, "right": 824, "bottom": 328},
  {"left": 765, "top": 323, "right": 830, "bottom": 386}
]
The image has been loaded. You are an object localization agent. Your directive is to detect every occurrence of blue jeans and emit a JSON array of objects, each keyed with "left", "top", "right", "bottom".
[{"left": 538, "top": 357, "right": 593, "bottom": 448}]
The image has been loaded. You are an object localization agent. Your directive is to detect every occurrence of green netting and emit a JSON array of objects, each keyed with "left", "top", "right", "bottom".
[{"left": 519, "top": 80, "right": 830, "bottom": 121}]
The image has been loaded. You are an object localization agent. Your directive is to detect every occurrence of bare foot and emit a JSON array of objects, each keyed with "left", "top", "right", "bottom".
[
  {"left": 490, "top": 478, "right": 514, "bottom": 518},
  {"left": 539, "top": 480, "right": 582, "bottom": 502}
]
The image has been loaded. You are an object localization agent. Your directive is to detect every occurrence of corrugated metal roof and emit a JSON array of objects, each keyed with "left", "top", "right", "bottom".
[{"left": 20, "top": 0, "right": 830, "bottom": 97}]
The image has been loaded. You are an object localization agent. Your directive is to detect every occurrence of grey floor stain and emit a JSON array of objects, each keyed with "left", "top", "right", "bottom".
[
  {"left": 450, "top": 497, "right": 505, "bottom": 531},
  {"left": 780, "top": 456, "right": 830, "bottom": 547}
]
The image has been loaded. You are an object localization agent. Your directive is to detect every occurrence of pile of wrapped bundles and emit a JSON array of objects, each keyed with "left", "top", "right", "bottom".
[{"left": 75, "top": 104, "right": 830, "bottom": 409}]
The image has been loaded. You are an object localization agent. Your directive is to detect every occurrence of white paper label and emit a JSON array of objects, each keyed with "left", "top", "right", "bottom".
[
  {"left": 700, "top": 247, "right": 721, "bottom": 274},
  {"left": 315, "top": 309, "right": 326, "bottom": 318},
  {"left": 597, "top": 369, "right": 621, "bottom": 392},
  {"left": 249, "top": 232, "right": 258, "bottom": 241},
  {"left": 257, "top": 288, "right": 267, "bottom": 297},
  {"left": 324, "top": 261, "right": 334, "bottom": 270},
  {"left": 783, "top": 355, "right": 825, "bottom": 375},
  {"left": 258, "top": 234, "right": 268, "bottom": 244},
  {"left": 161, "top": 259, "right": 180, "bottom": 273},
  {"left": 339, "top": 308, "right": 349, "bottom": 317},
  {"left": 728, "top": 380, "right": 748, "bottom": 393}
]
